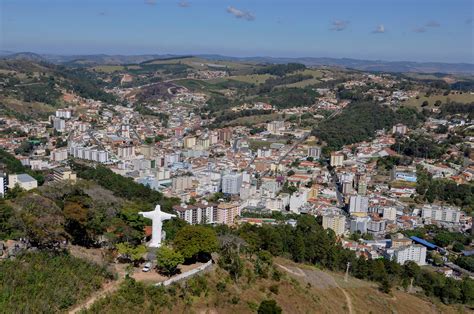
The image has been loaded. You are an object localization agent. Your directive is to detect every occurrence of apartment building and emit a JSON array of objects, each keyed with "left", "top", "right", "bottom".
[{"left": 322, "top": 214, "right": 346, "bottom": 236}]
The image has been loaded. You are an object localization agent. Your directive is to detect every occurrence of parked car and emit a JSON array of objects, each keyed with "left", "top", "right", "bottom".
[{"left": 142, "top": 262, "right": 152, "bottom": 272}]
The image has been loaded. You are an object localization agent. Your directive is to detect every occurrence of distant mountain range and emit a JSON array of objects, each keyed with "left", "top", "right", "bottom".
[{"left": 1, "top": 50, "right": 473, "bottom": 74}]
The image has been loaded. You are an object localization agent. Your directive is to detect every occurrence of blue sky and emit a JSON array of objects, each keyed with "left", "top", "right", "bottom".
[{"left": 1, "top": 0, "right": 473, "bottom": 63}]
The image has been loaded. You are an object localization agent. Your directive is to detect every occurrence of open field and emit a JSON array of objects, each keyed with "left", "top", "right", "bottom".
[
  {"left": 226, "top": 74, "right": 274, "bottom": 84},
  {"left": 404, "top": 92, "right": 474, "bottom": 108},
  {"left": 405, "top": 72, "right": 474, "bottom": 83},
  {"left": 298, "top": 68, "right": 326, "bottom": 78},
  {"left": 248, "top": 138, "right": 287, "bottom": 150},
  {"left": 143, "top": 57, "right": 256, "bottom": 71},
  {"left": 92, "top": 65, "right": 125, "bottom": 73}
]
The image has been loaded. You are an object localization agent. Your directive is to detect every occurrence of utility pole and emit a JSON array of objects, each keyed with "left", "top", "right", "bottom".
[{"left": 344, "top": 262, "right": 351, "bottom": 282}]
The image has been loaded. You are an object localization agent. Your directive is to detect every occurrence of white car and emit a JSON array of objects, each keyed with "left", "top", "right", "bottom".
[{"left": 142, "top": 262, "right": 152, "bottom": 272}]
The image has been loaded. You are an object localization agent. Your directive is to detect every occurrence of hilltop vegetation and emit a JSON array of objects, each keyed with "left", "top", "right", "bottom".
[
  {"left": 256, "top": 63, "right": 306, "bottom": 76},
  {"left": 312, "top": 103, "right": 423, "bottom": 150},
  {"left": 83, "top": 215, "right": 473, "bottom": 313},
  {"left": 71, "top": 162, "right": 179, "bottom": 212},
  {"left": 0, "top": 252, "right": 112, "bottom": 313},
  {"left": 0, "top": 59, "right": 118, "bottom": 120}
]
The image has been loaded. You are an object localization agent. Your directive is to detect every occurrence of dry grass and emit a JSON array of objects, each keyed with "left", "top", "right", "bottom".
[
  {"left": 92, "top": 65, "right": 125, "bottom": 73},
  {"left": 227, "top": 74, "right": 274, "bottom": 84},
  {"left": 0, "top": 96, "right": 55, "bottom": 117},
  {"left": 224, "top": 113, "right": 281, "bottom": 127},
  {"left": 276, "top": 258, "right": 464, "bottom": 314}
]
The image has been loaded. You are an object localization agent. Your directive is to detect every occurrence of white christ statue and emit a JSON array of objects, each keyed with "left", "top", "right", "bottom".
[{"left": 139, "top": 204, "right": 176, "bottom": 248}]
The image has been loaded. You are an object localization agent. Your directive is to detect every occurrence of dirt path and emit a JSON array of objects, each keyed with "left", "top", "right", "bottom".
[
  {"left": 276, "top": 263, "right": 353, "bottom": 314},
  {"left": 275, "top": 263, "right": 305, "bottom": 277},
  {"left": 69, "top": 278, "right": 123, "bottom": 314},
  {"left": 336, "top": 284, "right": 354, "bottom": 314}
]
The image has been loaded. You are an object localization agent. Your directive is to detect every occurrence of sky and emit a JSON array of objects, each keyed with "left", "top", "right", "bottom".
[{"left": 1, "top": 0, "right": 473, "bottom": 63}]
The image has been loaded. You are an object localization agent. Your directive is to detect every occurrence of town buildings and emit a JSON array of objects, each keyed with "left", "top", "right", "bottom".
[
  {"left": 8, "top": 174, "right": 37, "bottom": 191},
  {"left": 322, "top": 214, "right": 346, "bottom": 236}
]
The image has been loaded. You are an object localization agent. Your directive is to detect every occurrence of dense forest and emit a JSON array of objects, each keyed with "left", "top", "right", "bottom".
[
  {"left": 416, "top": 167, "right": 474, "bottom": 212},
  {"left": 312, "top": 103, "right": 423, "bottom": 150},
  {"left": 257, "top": 87, "right": 319, "bottom": 109},
  {"left": 255, "top": 63, "right": 306, "bottom": 76},
  {"left": 391, "top": 135, "right": 447, "bottom": 159}
]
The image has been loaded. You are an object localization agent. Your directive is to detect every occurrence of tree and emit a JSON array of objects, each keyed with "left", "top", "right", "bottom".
[
  {"left": 218, "top": 246, "right": 244, "bottom": 281},
  {"left": 461, "top": 278, "right": 474, "bottom": 304},
  {"left": 155, "top": 246, "right": 184, "bottom": 277},
  {"left": 379, "top": 277, "right": 392, "bottom": 294},
  {"left": 254, "top": 250, "right": 273, "bottom": 278},
  {"left": 453, "top": 242, "right": 465, "bottom": 253},
  {"left": 173, "top": 225, "right": 218, "bottom": 261},
  {"left": 63, "top": 201, "right": 91, "bottom": 246},
  {"left": 116, "top": 243, "right": 147, "bottom": 266},
  {"left": 403, "top": 261, "right": 420, "bottom": 280},
  {"left": 163, "top": 218, "right": 188, "bottom": 242},
  {"left": 433, "top": 232, "right": 453, "bottom": 248},
  {"left": 0, "top": 202, "right": 21, "bottom": 240},
  {"left": 257, "top": 299, "right": 282, "bottom": 314},
  {"left": 441, "top": 278, "right": 462, "bottom": 304},
  {"left": 16, "top": 194, "right": 67, "bottom": 249}
]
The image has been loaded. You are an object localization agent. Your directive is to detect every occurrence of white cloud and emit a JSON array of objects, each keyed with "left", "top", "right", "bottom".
[
  {"left": 330, "top": 20, "right": 349, "bottom": 31},
  {"left": 178, "top": 0, "right": 190, "bottom": 8},
  {"left": 145, "top": 0, "right": 156, "bottom": 6},
  {"left": 426, "top": 21, "right": 440, "bottom": 27},
  {"left": 372, "top": 24, "right": 385, "bottom": 34},
  {"left": 226, "top": 6, "right": 255, "bottom": 21}
]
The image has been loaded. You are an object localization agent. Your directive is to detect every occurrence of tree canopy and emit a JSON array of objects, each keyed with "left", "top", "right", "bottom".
[{"left": 173, "top": 225, "right": 218, "bottom": 261}]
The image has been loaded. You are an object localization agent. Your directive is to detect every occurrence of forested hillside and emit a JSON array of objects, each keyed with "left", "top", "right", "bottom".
[{"left": 312, "top": 103, "right": 423, "bottom": 150}]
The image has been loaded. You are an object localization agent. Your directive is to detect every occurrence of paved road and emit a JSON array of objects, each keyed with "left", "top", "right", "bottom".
[{"left": 329, "top": 168, "right": 345, "bottom": 207}]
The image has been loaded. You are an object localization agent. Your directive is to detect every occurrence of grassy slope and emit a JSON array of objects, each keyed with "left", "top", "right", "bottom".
[
  {"left": 224, "top": 74, "right": 274, "bottom": 84},
  {"left": 223, "top": 113, "right": 281, "bottom": 127},
  {"left": 91, "top": 65, "right": 126, "bottom": 73},
  {"left": 404, "top": 92, "right": 474, "bottom": 109},
  {"left": 85, "top": 257, "right": 461, "bottom": 314},
  {"left": 0, "top": 252, "right": 112, "bottom": 313}
]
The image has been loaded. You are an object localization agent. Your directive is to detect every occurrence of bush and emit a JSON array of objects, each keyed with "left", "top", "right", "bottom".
[
  {"left": 269, "top": 284, "right": 279, "bottom": 295},
  {"left": 216, "top": 281, "right": 227, "bottom": 292},
  {"left": 257, "top": 299, "right": 282, "bottom": 314}
]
